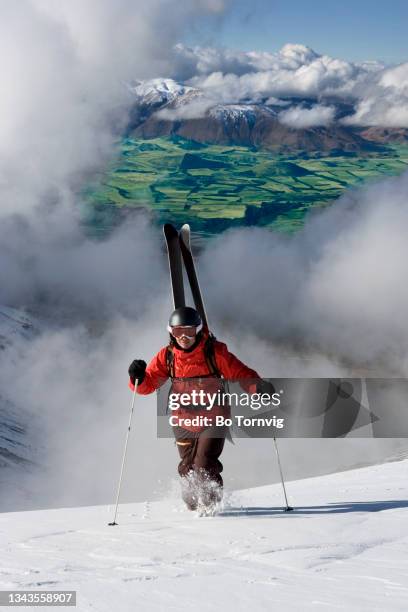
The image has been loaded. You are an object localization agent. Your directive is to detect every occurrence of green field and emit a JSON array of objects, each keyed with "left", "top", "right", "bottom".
[{"left": 83, "top": 137, "right": 408, "bottom": 237}]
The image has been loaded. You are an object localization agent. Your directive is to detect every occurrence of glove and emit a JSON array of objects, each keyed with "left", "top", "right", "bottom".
[
  {"left": 256, "top": 379, "right": 276, "bottom": 396},
  {"left": 128, "top": 359, "right": 147, "bottom": 385}
]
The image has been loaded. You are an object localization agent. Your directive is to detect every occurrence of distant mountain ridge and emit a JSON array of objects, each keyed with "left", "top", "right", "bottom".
[{"left": 127, "top": 78, "right": 408, "bottom": 153}]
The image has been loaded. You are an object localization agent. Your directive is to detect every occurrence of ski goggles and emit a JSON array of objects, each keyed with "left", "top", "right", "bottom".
[{"left": 167, "top": 324, "right": 203, "bottom": 338}]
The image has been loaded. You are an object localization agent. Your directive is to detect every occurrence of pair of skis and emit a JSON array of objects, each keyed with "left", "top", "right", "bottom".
[{"left": 163, "top": 223, "right": 208, "bottom": 328}]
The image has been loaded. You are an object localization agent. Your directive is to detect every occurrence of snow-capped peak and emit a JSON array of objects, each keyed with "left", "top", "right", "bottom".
[
  {"left": 129, "top": 78, "right": 194, "bottom": 105},
  {"left": 209, "top": 103, "right": 276, "bottom": 122}
]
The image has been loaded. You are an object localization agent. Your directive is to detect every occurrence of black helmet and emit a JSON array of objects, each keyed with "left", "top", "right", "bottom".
[{"left": 168, "top": 307, "right": 202, "bottom": 329}]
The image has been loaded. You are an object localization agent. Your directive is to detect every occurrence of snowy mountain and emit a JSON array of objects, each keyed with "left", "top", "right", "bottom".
[
  {"left": 0, "top": 305, "right": 36, "bottom": 349},
  {"left": 129, "top": 78, "right": 196, "bottom": 106},
  {"left": 0, "top": 306, "right": 43, "bottom": 505},
  {"left": 1, "top": 457, "right": 408, "bottom": 611},
  {"left": 127, "top": 78, "right": 408, "bottom": 152}
]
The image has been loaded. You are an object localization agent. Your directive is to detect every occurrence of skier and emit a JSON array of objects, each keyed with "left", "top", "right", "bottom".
[{"left": 128, "top": 306, "right": 265, "bottom": 512}]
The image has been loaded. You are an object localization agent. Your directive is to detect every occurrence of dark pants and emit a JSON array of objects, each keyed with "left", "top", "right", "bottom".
[{"left": 174, "top": 427, "right": 226, "bottom": 510}]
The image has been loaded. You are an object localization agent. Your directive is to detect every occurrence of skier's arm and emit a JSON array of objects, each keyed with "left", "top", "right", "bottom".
[
  {"left": 215, "top": 342, "right": 275, "bottom": 394},
  {"left": 215, "top": 342, "right": 260, "bottom": 380},
  {"left": 128, "top": 348, "right": 169, "bottom": 395}
]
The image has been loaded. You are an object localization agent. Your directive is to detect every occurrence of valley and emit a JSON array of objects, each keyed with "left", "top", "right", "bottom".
[{"left": 84, "top": 138, "right": 408, "bottom": 237}]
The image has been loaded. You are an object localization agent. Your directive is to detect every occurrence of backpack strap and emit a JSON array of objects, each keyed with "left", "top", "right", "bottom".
[
  {"left": 203, "top": 334, "right": 222, "bottom": 378},
  {"left": 165, "top": 345, "right": 175, "bottom": 378}
]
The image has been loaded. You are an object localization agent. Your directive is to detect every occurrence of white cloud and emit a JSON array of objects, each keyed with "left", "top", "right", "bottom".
[
  {"left": 200, "top": 170, "right": 408, "bottom": 373},
  {"left": 279, "top": 43, "right": 319, "bottom": 66},
  {"left": 0, "top": 0, "right": 227, "bottom": 219},
  {"left": 178, "top": 42, "right": 364, "bottom": 101},
  {"left": 155, "top": 95, "right": 214, "bottom": 120},
  {"left": 169, "top": 43, "right": 408, "bottom": 128},
  {"left": 342, "top": 93, "right": 408, "bottom": 127},
  {"left": 278, "top": 104, "right": 336, "bottom": 128},
  {"left": 380, "top": 63, "right": 408, "bottom": 92},
  {"left": 0, "top": 0, "right": 229, "bottom": 508}
]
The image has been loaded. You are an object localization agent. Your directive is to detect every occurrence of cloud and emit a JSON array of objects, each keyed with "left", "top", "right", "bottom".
[
  {"left": 342, "top": 95, "right": 408, "bottom": 128},
  {"left": 179, "top": 42, "right": 365, "bottom": 101},
  {"left": 166, "top": 43, "right": 408, "bottom": 128},
  {"left": 0, "top": 213, "right": 167, "bottom": 321},
  {"left": 380, "top": 63, "right": 408, "bottom": 92},
  {"left": 278, "top": 104, "right": 336, "bottom": 128},
  {"left": 155, "top": 95, "right": 214, "bottom": 121},
  {"left": 0, "top": 0, "right": 227, "bottom": 219},
  {"left": 0, "top": 0, "right": 230, "bottom": 510},
  {"left": 173, "top": 42, "right": 321, "bottom": 80},
  {"left": 4, "top": 171, "right": 408, "bottom": 511},
  {"left": 200, "top": 170, "right": 408, "bottom": 374}
]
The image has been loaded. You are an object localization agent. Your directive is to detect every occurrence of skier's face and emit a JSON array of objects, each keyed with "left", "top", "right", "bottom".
[{"left": 171, "top": 326, "right": 197, "bottom": 349}]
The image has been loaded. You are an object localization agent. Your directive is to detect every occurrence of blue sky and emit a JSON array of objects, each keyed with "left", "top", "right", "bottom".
[{"left": 188, "top": 0, "right": 408, "bottom": 64}]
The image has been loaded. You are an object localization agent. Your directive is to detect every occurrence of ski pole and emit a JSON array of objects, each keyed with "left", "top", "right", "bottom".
[
  {"left": 108, "top": 381, "right": 138, "bottom": 526},
  {"left": 273, "top": 437, "right": 293, "bottom": 512}
]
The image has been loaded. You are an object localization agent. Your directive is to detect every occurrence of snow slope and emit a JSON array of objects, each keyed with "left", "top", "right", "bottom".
[
  {"left": 0, "top": 306, "right": 37, "bottom": 349},
  {"left": 0, "top": 306, "right": 43, "bottom": 503},
  {"left": 1, "top": 459, "right": 408, "bottom": 611}
]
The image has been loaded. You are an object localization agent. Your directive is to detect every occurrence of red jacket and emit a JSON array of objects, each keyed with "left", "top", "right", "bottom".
[
  {"left": 128, "top": 330, "right": 260, "bottom": 432},
  {"left": 128, "top": 329, "right": 260, "bottom": 394}
]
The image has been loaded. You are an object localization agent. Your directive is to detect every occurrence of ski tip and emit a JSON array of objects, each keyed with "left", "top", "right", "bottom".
[
  {"left": 163, "top": 223, "right": 178, "bottom": 237},
  {"left": 180, "top": 224, "right": 191, "bottom": 247}
]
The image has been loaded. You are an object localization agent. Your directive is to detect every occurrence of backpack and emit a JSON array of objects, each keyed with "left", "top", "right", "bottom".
[{"left": 165, "top": 333, "right": 221, "bottom": 379}]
